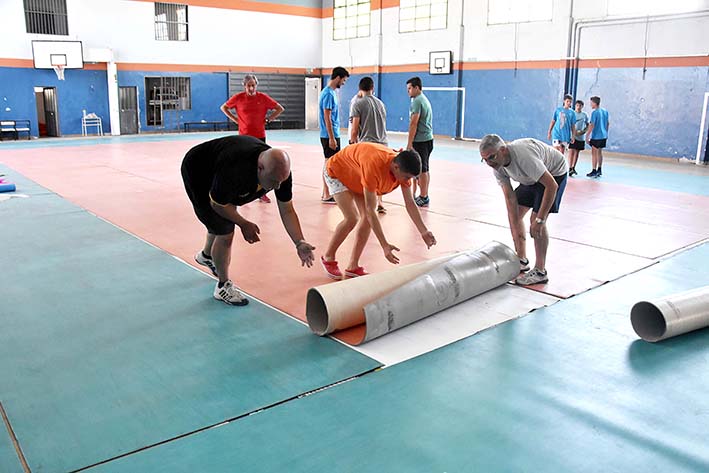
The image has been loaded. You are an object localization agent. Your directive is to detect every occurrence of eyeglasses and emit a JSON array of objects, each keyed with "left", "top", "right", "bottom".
[{"left": 481, "top": 152, "right": 497, "bottom": 163}]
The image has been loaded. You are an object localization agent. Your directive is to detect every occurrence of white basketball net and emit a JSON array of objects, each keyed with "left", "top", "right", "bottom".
[{"left": 53, "top": 65, "right": 65, "bottom": 80}]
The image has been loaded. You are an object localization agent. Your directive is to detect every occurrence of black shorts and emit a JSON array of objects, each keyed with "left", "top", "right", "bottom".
[
  {"left": 590, "top": 138, "right": 607, "bottom": 149},
  {"left": 413, "top": 140, "right": 434, "bottom": 173},
  {"left": 181, "top": 156, "right": 235, "bottom": 236},
  {"left": 569, "top": 139, "right": 585, "bottom": 151},
  {"left": 515, "top": 173, "right": 567, "bottom": 214},
  {"left": 320, "top": 137, "right": 341, "bottom": 159}
]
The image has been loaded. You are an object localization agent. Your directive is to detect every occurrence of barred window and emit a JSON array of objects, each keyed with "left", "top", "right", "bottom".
[
  {"left": 24, "top": 0, "right": 68, "bottom": 35},
  {"left": 487, "top": 0, "right": 552, "bottom": 25},
  {"left": 155, "top": 2, "right": 188, "bottom": 41},
  {"left": 333, "top": 0, "right": 370, "bottom": 40},
  {"left": 146, "top": 77, "right": 191, "bottom": 126},
  {"left": 399, "top": 0, "right": 448, "bottom": 33}
]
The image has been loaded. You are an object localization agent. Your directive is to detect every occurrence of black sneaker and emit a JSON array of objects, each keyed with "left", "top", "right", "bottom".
[
  {"left": 415, "top": 195, "right": 430, "bottom": 208},
  {"left": 586, "top": 169, "right": 598, "bottom": 178},
  {"left": 569, "top": 168, "right": 577, "bottom": 177},
  {"left": 595, "top": 169, "right": 602, "bottom": 177}
]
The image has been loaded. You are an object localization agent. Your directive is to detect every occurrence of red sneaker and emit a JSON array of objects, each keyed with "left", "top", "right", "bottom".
[
  {"left": 321, "top": 256, "right": 342, "bottom": 280},
  {"left": 259, "top": 194, "right": 271, "bottom": 203},
  {"left": 344, "top": 266, "right": 369, "bottom": 278}
]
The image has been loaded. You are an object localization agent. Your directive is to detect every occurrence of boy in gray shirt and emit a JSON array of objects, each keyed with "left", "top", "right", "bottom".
[
  {"left": 479, "top": 135, "right": 568, "bottom": 286},
  {"left": 350, "top": 76, "right": 388, "bottom": 212}
]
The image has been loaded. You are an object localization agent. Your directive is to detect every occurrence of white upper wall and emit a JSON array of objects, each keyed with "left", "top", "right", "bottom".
[
  {"left": 0, "top": 0, "right": 322, "bottom": 68},
  {"left": 321, "top": 0, "right": 709, "bottom": 68}
]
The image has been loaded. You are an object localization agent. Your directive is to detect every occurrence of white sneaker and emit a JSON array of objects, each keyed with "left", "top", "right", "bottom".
[
  {"left": 195, "top": 251, "right": 218, "bottom": 277},
  {"left": 213, "top": 280, "right": 249, "bottom": 306},
  {"left": 515, "top": 268, "right": 549, "bottom": 286}
]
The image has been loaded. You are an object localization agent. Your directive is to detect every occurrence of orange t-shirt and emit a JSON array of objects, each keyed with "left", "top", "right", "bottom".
[{"left": 326, "top": 142, "right": 411, "bottom": 195}]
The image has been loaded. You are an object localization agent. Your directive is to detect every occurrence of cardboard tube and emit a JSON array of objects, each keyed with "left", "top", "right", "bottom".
[
  {"left": 631, "top": 285, "right": 709, "bottom": 342},
  {"left": 306, "top": 241, "right": 520, "bottom": 344},
  {"left": 362, "top": 242, "right": 519, "bottom": 342},
  {"left": 306, "top": 254, "right": 456, "bottom": 336}
]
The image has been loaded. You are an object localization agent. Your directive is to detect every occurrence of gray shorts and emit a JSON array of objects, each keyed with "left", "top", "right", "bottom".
[{"left": 323, "top": 167, "right": 348, "bottom": 196}]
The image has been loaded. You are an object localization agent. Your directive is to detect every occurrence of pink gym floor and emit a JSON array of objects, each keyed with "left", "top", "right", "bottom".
[{"left": 2, "top": 130, "right": 708, "bottom": 345}]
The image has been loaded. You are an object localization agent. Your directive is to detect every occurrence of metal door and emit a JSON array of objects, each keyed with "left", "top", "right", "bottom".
[
  {"left": 305, "top": 77, "right": 321, "bottom": 130},
  {"left": 119, "top": 86, "right": 139, "bottom": 134},
  {"left": 43, "top": 87, "right": 59, "bottom": 137}
]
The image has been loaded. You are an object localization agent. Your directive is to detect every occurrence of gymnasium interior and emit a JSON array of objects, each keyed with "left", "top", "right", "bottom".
[{"left": 1, "top": 0, "right": 708, "bottom": 471}]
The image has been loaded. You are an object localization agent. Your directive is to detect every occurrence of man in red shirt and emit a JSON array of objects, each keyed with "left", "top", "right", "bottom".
[{"left": 221, "top": 74, "right": 285, "bottom": 203}]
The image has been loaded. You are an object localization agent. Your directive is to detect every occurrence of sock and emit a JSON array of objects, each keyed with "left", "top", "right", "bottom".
[
  {"left": 598, "top": 166, "right": 602, "bottom": 173},
  {"left": 218, "top": 281, "right": 225, "bottom": 288}
]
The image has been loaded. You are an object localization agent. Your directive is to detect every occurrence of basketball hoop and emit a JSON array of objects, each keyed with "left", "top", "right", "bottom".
[{"left": 53, "top": 65, "right": 65, "bottom": 81}]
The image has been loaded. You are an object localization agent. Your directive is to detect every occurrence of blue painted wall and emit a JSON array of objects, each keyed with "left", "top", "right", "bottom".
[
  {"left": 576, "top": 66, "right": 709, "bottom": 159},
  {"left": 335, "top": 65, "right": 707, "bottom": 159},
  {"left": 117, "top": 71, "right": 228, "bottom": 133},
  {"left": 0, "top": 66, "right": 109, "bottom": 136}
]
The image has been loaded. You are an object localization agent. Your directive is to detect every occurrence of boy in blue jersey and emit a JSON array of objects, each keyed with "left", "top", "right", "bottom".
[
  {"left": 585, "top": 96, "right": 610, "bottom": 178},
  {"left": 567, "top": 100, "right": 589, "bottom": 177},
  {"left": 319, "top": 66, "right": 350, "bottom": 201},
  {"left": 547, "top": 94, "right": 576, "bottom": 158}
]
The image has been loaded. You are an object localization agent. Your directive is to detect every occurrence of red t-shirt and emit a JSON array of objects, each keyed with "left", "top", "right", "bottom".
[{"left": 225, "top": 92, "right": 278, "bottom": 138}]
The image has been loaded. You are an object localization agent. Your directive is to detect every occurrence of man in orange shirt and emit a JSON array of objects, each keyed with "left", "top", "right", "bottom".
[
  {"left": 221, "top": 74, "right": 285, "bottom": 202},
  {"left": 321, "top": 142, "right": 437, "bottom": 279}
]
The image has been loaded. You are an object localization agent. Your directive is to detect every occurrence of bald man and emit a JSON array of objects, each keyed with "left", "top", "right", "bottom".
[{"left": 181, "top": 135, "right": 315, "bottom": 305}]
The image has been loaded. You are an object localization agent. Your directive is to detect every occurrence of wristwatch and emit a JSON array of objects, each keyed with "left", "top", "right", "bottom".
[{"left": 535, "top": 217, "right": 545, "bottom": 224}]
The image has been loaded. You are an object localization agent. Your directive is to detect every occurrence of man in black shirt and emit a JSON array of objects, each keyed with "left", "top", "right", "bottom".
[{"left": 181, "top": 135, "right": 315, "bottom": 305}]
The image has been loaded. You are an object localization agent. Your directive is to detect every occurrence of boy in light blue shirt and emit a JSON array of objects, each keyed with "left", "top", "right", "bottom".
[
  {"left": 567, "top": 100, "right": 589, "bottom": 177},
  {"left": 585, "top": 96, "right": 610, "bottom": 178},
  {"left": 547, "top": 94, "right": 576, "bottom": 157}
]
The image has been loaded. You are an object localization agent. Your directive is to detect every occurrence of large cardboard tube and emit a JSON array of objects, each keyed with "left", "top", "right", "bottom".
[
  {"left": 306, "top": 241, "right": 519, "bottom": 344},
  {"left": 630, "top": 285, "right": 709, "bottom": 342},
  {"left": 363, "top": 242, "right": 519, "bottom": 342}
]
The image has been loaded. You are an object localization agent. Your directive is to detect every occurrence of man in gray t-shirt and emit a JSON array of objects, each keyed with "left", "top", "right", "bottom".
[
  {"left": 349, "top": 76, "right": 388, "bottom": 213},
  {"left": 350, "top": 77, "right": 387, "bottom": 146},
  {"left": 479, "top": 134, "right": 568, "bottom": 286}
]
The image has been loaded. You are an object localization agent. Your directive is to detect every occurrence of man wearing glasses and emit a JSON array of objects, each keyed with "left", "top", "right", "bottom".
[{"left": 478, "top": 134, "right": 568, "bottom": 286}]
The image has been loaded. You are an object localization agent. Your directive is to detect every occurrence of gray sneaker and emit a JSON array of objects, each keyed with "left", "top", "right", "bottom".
[
  {"left": 195, "top": 251, "right": 218, "bottom": 277},
  {"left": 213, "top": 280, "right": 249, "bottom": 306},
  {"left": 519, "top": 257, "right": 530, "bottom": 273},
  {"left": 515, "top": 268, "right": 548, "bottom": 286}
]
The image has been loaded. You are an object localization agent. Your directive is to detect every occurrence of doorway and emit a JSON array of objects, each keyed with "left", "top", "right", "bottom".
[
  {"left": 34, "top": 86, "right": 59, "bottom": 137},
  {"left": 119, "top": 86, "right": 139, "bottom": 134}
]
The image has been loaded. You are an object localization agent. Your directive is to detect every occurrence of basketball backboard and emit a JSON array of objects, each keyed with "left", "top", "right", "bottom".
[
  {"left": 429, "top": 51, "right": 453, "bottom": 75},
  {"left": 32, "top": 40, "right": 84, "bottom": 69}
]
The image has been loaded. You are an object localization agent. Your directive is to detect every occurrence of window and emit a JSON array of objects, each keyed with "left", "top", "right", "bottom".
[
  {"left": 145, "top": 77, "right": 191, "bottom": 126},
  {"left": 333, "top": 0, "right": 370, "bottom": 40},
  {"left": 155, "top": 2, "right": 188, "bottom": 41},
  {"left": 24, "top": 0, "right": 68, "bottom": 35},
  {"left": 487, "top": 0, "right": 552, "bottom": 25},
  {"left": 399, "top": 0, "right": 448, "bottom": 33}
]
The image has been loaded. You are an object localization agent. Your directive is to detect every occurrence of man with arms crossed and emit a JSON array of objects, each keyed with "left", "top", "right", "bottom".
[{"left": 479, "top": 134, "right": 568, "bottom": 286}]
